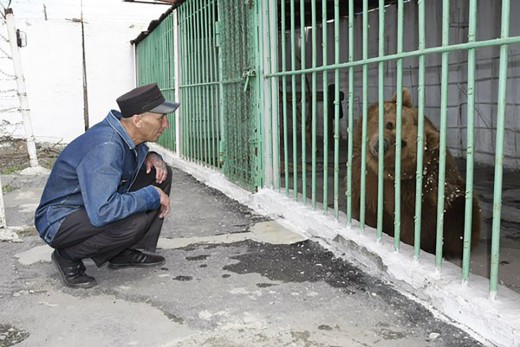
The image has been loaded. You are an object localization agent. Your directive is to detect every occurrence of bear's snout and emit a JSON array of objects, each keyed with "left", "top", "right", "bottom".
[{"left": 370, "top": 138, "right": 389, "bottom": 157}]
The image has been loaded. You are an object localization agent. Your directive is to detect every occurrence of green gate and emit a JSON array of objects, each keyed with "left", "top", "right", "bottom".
[{"left": 216, "top": 0, "right": 262, "bottom": 191}]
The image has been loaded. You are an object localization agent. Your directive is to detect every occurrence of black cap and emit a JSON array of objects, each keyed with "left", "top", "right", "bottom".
[{"left": 116, "top": 83, "right": 180, "bottom": 118}]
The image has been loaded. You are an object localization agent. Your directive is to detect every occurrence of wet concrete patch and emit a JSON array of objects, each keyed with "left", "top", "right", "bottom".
[
  {"left": 173, "top": 276, "right": 193, "bottom": 281},
  {"left": 223, "top": 240, "right": 483, "bottom": 347},
  {"left": 186, "top": 255, "right": 210, "bottom": 261}
]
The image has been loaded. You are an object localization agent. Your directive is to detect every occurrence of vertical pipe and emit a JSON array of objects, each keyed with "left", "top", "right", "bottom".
[
  {"left": 187, "top": 1, "right": 194, "bottom": 160},
  {"left": 346, "top": 0, "right": 355, "bottom": 225},
  {"left": 322, "top": 0, "right": 329, "bottom": 214},
  {"left": 414, "top": 0, "right": 426, "bottom": 259},
  {"left": 201, "top": 1, "right": 209, "bottom": 165},
  {"left": 291, "top": 0, "right": 298, "bottom": 200},
  {"left": 311, "top": 0, "right": 317, "bottom": 209},
  {"left": 394, "top": 0, "right": 404, "bottom": 251},
  {"left": 196, "top": 0, "right": 203, "bottom": 163},
  {"left": 217, "top": 1, "right": 225, "bottom": 170},
  {"left": 300, "top": 0, "right": 307, "bottom": 204},
  {"left": 435, "top": 0, "right": 450, "bottom": 268},
  {"left": 5, "top": 9, "right": 39, "bottom": 168},
  {"left": 376, "top": 0, "right": 385, "bottom": 241},
  {"left": 462, "top": 0, "right": 477, "bottom": 281},
  {"left": 360, "top": 0, "right": 369, "bottom": 233},
  {"left": 490, "top": 0, "right": 510, "bottom": 300},
  {"left": 333, "top": 0, "right": 340, "bottom": 219},
  {"left": 282, "top": 0, "right": 289, "bottom": 196}
]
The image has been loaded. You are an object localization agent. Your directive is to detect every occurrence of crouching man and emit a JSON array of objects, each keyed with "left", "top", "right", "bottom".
[{"left": 35, "top": 83, "right": 179, "bottom": 288}]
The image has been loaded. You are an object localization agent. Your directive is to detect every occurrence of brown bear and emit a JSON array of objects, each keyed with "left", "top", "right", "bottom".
[{"left": 348, "top": 89, "right": 480, "bottom": 258}]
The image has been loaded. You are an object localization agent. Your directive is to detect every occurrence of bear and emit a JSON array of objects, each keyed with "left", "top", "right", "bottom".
[{"left": 348, "top": 88, "right": 481, "bottom": 258}]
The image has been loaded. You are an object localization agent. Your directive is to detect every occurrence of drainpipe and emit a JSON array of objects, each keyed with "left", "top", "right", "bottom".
[{"left": 80, "top": 0, "right": 89, "bottom": 131}]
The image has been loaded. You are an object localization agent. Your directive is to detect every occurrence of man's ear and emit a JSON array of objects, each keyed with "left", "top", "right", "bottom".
[
  {"left": 131, "top": 114, "right": 143, "bottom": 128},
  {"left": 392, "top": 88, "right": 414, "bottom": 108}
]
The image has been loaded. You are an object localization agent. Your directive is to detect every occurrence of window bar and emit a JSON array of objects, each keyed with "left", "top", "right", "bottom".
[
  {"left": 281, "top": 0, "right": 289, "bottom": 196},
  {"left": 291, "top": 0, "right": 298, "bottom": 200},
  {"left": 376, "top": 0, "right": 385, "bottom": 242},
  {"left": 490, "top": 0, "right": 510, "bottom": 300},
  {"left": 311, "top": 0, "right": 318, "bottom": 209},
  {"left": 346, "top": 0, "right": 355, "bottom": 225},
  {"left": 435, "top": 0, "right": 450, "bottom": 268},
  {"left": 322, "top": 0, "right": 329, "bottom": 214},
  {"left": 462, "top": 0, "right": 477, "bottom": 281},
  {"left": 333, "top": 0, "right": 340, "bottom": 219},
  {"left": 300, "top": 0, "right": 308, "bottom": 204},
  {"left": 359, "top": 0, "right": 369, "bottom": 234},
  {"left": 414, "top": 0, "right": 426, "bottom": 259},
  {"left": 394, "top": 0, "right": 404, "bottom": 251}
]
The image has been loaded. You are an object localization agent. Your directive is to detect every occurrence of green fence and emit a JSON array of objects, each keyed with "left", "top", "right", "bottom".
[
  {"left": 135, "top": 0, "right": 520, "bottom": 299},
  {"left": 136, "top": 10, "right": 177, "bottom": 152}
]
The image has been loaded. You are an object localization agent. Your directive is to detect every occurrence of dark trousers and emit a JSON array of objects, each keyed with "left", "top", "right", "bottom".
[{"left": 50, "top": 166, "right": 172, "bottom": 266}]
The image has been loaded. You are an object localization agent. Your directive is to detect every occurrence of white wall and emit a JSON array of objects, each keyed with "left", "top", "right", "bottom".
[{"left": 0, "top": 0, "right": 168, "bottom": 143}]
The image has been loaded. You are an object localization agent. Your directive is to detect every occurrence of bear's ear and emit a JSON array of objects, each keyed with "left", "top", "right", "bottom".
[
  {"left": 425, "top": 127, "right": 440, "bottom": 151},
  {"left": 391, "top": 88, "right": 414, "bottom": 108}
]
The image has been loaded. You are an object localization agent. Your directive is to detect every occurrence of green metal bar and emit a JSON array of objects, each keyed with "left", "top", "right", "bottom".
[
  {"left": 346, "top": 0, "right": 354, "bottom": 225},
  {"left": 291, "top": 0, "right": 298, "bottom": 200},
  {"left": 265, "top": 0, "right": 274, "bottom": 188},
  {"left": 359, "top": 0, "right": 368, "bottom": 234},
  {"left": 300, "top": 0, "right": 307, "bottom": 204},
  {"left": 216, "top": 3, "right": 225, "bottom": 171},
  {"left": 311, "top": 0, "right": 317, "bottom": 209},
  {"left": 462, "top": 0, "right": 477, "bottom": 281},
  {"left": 255, "top": 0, "right": 265, "bottom": 189},
  {"left": 282, "top": 0, "right": 289, "bottom": 196},
  {"left": 435, "top": 0, "right": 450, "bottom": 268},
  {"left": 271, "top": 0, "right": 280, "bottom": 192},
  {"left": 187, "top": 0, "right": 195, "bottom": 161},
  {"left": 333, "top": 0, "right": 340, "bottom": 219},
  {"left": 376, "top": 0, "right": 385, "bottom": 242},
  {"left": 490, "top": 0, "right": 510, "bottom": 300},
  {"left": 201, "top": 0, "right": 209, "bottom": 166},
  {"left": 414, "top": 0, "right": 426, "bottom": 259},
  {"left": 268, "top": 36, "right": 520, "bottom": 78},
  {"left": 394, "top": 0, "right": 404, "bottom": 252},
  {"left": 205, "top": 2, "right": 214, "bottom": 167},
  {"left": 196, "top": 0, "right": 203, "bottom": 163},
  {"left": 322, "top": 0, "right": 329, "bottom": 213},
  {"left": 210, "top": 1, "right": 219, "bottom": 169}
]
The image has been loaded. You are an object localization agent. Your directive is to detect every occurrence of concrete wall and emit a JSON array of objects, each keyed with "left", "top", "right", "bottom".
[{"left": 0, "top": 0, "right": 167, "bottom": 143}]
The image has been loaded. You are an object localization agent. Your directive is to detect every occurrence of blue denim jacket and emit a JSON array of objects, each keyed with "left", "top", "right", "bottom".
[{"left": 35, "top": 110, "right": 160, "bottom": 244}]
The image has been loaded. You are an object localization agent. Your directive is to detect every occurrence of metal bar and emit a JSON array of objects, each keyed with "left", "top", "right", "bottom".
[
  {"left": 376, "top": 0, "right": 385, "bottom": 242},
  {"left": 359, "top": 0, "right": 369, "bottom": 234},
  {"left": 201, "top": 0, "right": 210, "bottom": 165},
  {"left": 264, "top": 0, "right": 274, "bottom": 188},
  {"left": 346, "top": 0, "right": 354, "bottom": 225},
  {"left": 281, "top": 0, "right": 289, "bottom": 196},
  {"left": 268, "top": 36, "right": 520, "bottom": 78},
  {"left": 322, "top": 0, "right": 329, "bottom": 214},
  {"left": 196, "top": 0, "right": 203, "bottom": 163},
  {"left": 462, "top": 0, "right": 477, "bottom": 281},
  {"left": 435, "top": 0, "right": 450, "bottom": 268},
  {"left": 300, "top": 0, "right": 307, "bottom": 204},
  {"left": 394, "top": 0, "right": 404, "bottom": 252},
  {"left": 291, "top": 0, "right": 298, "bottom": 200},
  {"left": 333, "top": 0, "right": 340, "bottom": 219},
  {"left": 490, "top": 0, "right": 511, "bottom": 300},
  {"left": 271, "top": 0, "right": 281, "bottom": 191},
  {"left": 414, "top": 0, "right": 426, "bottom": 259},
  {"left": 311, "top": 0, "right": 317, "bottom": 209}
]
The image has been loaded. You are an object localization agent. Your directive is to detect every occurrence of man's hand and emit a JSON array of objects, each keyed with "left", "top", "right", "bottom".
[
  {"left": 145, "top": 153, "right": 168, "bottom": 184},
  {"left": 154, "top": 186, "right": 170, "bottom": 218}
]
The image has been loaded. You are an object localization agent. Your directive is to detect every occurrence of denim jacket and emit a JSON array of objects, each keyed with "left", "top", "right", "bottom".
[{"left": 35, "top": 110, "right": 160, "bottom": 244}]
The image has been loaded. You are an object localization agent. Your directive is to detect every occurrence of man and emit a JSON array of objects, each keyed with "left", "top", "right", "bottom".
[{"left": 35, "top": 83, "right": 179, "bottom": 289}]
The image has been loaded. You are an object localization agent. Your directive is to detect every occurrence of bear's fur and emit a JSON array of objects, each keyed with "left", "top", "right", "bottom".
[{"left": 348, "top": 89, "right": 481, "bottom": 258}]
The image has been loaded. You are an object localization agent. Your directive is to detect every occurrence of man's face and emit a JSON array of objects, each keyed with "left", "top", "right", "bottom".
[{"left": 138, "top": 112, "right": 169, "bottom": 142}]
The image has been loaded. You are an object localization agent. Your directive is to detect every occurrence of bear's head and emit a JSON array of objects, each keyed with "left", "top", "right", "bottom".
[{"left": 364, "top": 88, "right": 440, "bottom": 180}]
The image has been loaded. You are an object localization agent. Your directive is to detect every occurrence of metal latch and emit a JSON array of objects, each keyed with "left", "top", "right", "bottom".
[{"left": 242, "top": 68, "right": 256, "bottom": 93}]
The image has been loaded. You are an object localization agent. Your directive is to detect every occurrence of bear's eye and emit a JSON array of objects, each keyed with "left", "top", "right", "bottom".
[
  {"left": 386, "top": 122, "right": 393, "bottom": 130},
  {"left": 401, "top": 140, "right": 407, "bottom": 148}
]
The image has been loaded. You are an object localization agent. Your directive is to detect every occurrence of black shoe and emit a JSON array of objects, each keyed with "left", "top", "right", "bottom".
[
  {"left": 108, "top": 249, "right": 165, "bottom": 269},
  {"left": 51, "top": 250, "right": 97, "bottom": 289}
]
